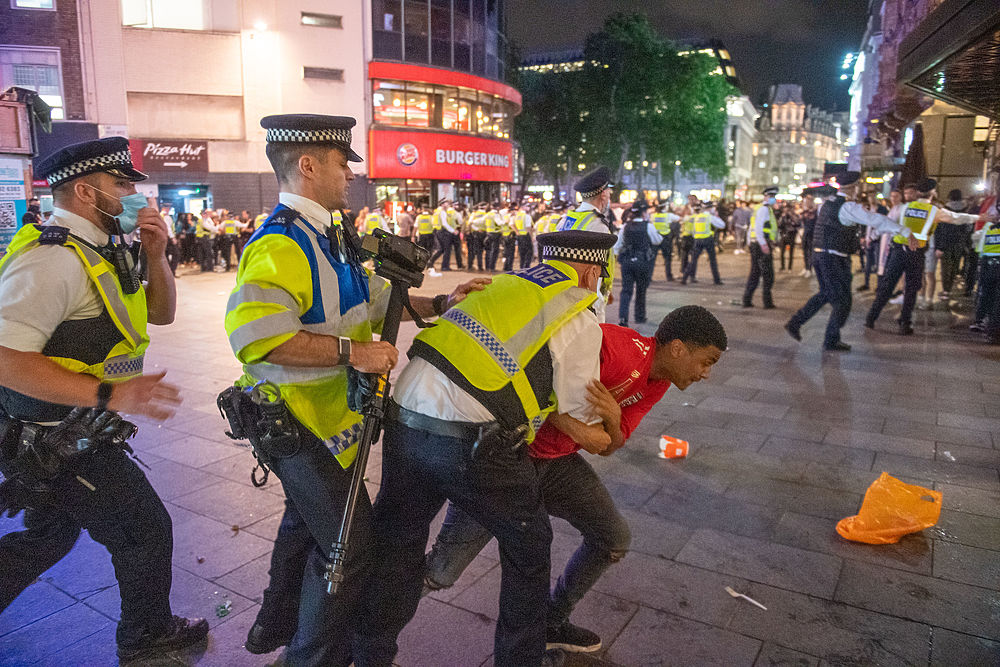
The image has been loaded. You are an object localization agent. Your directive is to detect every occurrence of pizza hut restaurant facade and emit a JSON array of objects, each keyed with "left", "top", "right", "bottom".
[{"left": 366, "top": 61, "right": 521, "bottom": 208}]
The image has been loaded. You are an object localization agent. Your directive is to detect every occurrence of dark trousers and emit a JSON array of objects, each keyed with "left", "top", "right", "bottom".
[
  {"left": 467, "top": 231, "right": 485, "bottom": 270},
  {"left": 517, "top": 235, "right": 534, "bottom": 269},
  {"left": 197, "top": 236, "right": 214, "bottom": 271},
  {"left": 964, "top": 252, "right": 979, "bottom": 296},
  {"left": 165, "top": 238, "right": 180, "bottom": 276},
  {"left": 802, "top": 234, "right": 814, "bottom": 271},
  {"left": 430, "top": 230, "right": 453, "bottom": 270},
  {"left": 939, "top": 245, "right": 963, "bottom": 294},
  {"left": 788, "top": 252, "right": 852, "bottom": 348},
  {"left": 425, "top": 453, "right": 630, "bottom": 626},
  {"left": 356, "top": 420, "right": 551, "bottom": 667},
  {"left": 485, "top": 233, "right": 502, "bottom": 271},
  {"left": 975, "top": 257, "right": 1000, "bottom": 328},
  {"left": 502, "top": 235, "right": 517, "bottom": 272},
  {"left": 180, "top": 234, "right": 196, "bottom": 263},
  {"left": 867, "top": 244, "right": 925, "bottom": 327},
  {"left": 417, "top": 232, "right": 435, "bottom": 256},
  {"left": 861, "top": 242, "right": 879, "bottom": 288},
  {"left": 779, "top": 239, "right": 796, "bottom": 271},
  {"left": 678, "top": 237, "right": 694, "bottom": 274},
  {"left": 619, "top": 259, "right": 652, "bottom": 324},
  {"left": 655, "top": 237, "right": 674, "bottom": 280},
  {"left": 0, "top": 449, "right": 174, "bottom": 647},
  {"left": 217, "top": 235, "right": 237, "bottom": 270},
  {"left": 451, "top": 232, "right": 464, "bottom": 268},
  {"left": 743, "top": 243, "right": 775, "bottom": 307},
  {"left": 253, "top": 429, "right": 373, "bottom": 667},
  {"left": 683, "top": 238, "right": 721, "bottom": 283}
]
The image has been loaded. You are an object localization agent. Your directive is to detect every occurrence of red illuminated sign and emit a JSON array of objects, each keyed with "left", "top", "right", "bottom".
[{"left": 369, "top": 130, "right": 514, "bottom": 182}]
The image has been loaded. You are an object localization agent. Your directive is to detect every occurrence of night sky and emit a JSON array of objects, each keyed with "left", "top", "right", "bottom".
[{"left": 507, "top": 0, "right": 869, "bottom": 112}]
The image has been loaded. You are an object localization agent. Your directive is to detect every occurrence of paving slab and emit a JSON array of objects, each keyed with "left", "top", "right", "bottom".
[
  {"left": 931, "top": 541, "right": 1000, "bottom": 589},
  {"left": 170, "top": 477, "right": 286, "bottom": 528},
  {"left": 933, "top": 482, "right": 1000, "bottom": 518},
  {"left": 753, "top": 643, "right": 820, "bottom": 667},
  {"left": 0, "top": 601, "right": 113, "bottom": 665},
  {"left": 834, "top": 561, "right": 1000, "bottom": 640},
  {"left": 929, "top": 628, "right": 1000, "bottom": 667},
  {"left": 932, "top": 509, "right": 1000, "bottom": 550},
  {"left": 874, "top": 452, "right": 1000, "bottom": 490}
]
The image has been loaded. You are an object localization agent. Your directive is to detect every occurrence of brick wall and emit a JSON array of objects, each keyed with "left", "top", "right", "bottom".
[{"left": 0, "top": 2, "right": 85, "bottom": 121}]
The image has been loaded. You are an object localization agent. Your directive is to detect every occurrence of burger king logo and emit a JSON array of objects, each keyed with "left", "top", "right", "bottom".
[{"left": 397, "top": 143, "right": 419, "bottom": 167}]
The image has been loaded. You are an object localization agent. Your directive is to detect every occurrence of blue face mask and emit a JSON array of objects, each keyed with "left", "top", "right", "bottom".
[
  {"left": 85, "top": 185, "right": 147, "bottom": 234},
  {"left": 767, "top": 197, "right": 777, "bottom": 206}
]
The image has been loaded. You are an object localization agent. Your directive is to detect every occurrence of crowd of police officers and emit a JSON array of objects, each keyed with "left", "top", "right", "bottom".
[{"left": 0, "top": 109, "right": 998, "bottom": 667}]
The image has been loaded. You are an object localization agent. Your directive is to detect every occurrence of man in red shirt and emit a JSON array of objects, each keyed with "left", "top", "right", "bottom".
[{"left": 422, "top": 305, "right": 727, "bottom": 655}]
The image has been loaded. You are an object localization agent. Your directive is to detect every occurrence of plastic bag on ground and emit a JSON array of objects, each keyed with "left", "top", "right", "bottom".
[{"left": 836, "top": 472, "right": 942, "bottom": 545}]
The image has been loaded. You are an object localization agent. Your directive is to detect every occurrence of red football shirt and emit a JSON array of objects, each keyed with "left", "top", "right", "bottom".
[{"left": 529, "top": 324, "right": 671, "bottom": 459}]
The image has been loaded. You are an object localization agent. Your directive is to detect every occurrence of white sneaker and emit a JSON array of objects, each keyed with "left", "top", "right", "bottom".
[
  {"left": 889, "top": 294, "right": 904, "bottom": 305},
  {"left": 428, "top": 268, "right": 442, "bottom": 277}
]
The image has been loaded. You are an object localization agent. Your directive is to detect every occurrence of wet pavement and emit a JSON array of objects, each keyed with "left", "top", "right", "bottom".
[{"left": 1, "top": 247, "right": 999, "bottom": 666}]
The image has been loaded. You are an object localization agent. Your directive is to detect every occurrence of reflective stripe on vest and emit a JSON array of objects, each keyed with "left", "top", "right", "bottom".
[
  {"left": 691, "top": 213, "right": 713, "bottom": 239},
  {"left": 416, "top": 214, "right": 434, "bottom": 234},
  {"left": 196, "top": 219, "right": 210, "bottom": 237},
  {"left": 559, "top": 209, "right": 596, "bottom": 231},
  {"left": 894, "top": 201, "right": 936, "bottom": 248},
  {"left": 514, "top": 212, "right": 530, "bottom": 235},
  {"left": 979, "top": 222, "right": 1000, "bottom": 256},
  {"left": 365, "top": 213, "right": 384, "bottom": 232},
  {"left": 226, "top": 206, "right": 387, "bottom": 468},
  {"left": 755, "top": 205, "right": 777, "bottom": 242},
  {"left": 651, "top": 213, "right": 671, "bottom": 234},
  {"left": 0, "top": 225, "right": 149, "bottom": 382},
  {"left": 484, "top": 212, "right": 498, "bottom": 233},
  {"left": 411, "top": 260, "right": 596, "bottom": 440},
  {"left": 432, "top": 209, "right": 444, "bottom": 230},
  {"left": 470, "top": 211, "right": 486, "bottom": 231},
  {"left": 223, "top": 220, "right": 238, "bottom": 234}
]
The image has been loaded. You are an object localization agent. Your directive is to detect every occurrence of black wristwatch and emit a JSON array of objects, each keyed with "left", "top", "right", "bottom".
[
  {"left": 336, "top": 337, "right": 352, "bottom": 366},
  {"left": 432, "top": 294, "right": 450, "bottom": 316},
  {"left": 96, "top": 381, "right": 113, "bottom": 411}
]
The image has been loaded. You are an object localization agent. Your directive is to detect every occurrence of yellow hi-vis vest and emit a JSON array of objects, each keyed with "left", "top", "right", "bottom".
[
  {"left": 691, "top": 212, "right": 714, "bottom": 239},
  {"left": 365, "top": 212, "right": 385, "bottom": 233},
  {"left": 225, "top": 205, "right": 391, "bottom": 469},
  {"left": 432, "top": 208, "right": 445, "bottom": 231},
  {"left": 514, "top": 211, "right": 530, "bottom": 236},
  {"left": 894, "top": 201, "right": 936, "bottom": 248},
  {"left": 222, "top": 219, "right": 238, "bottom": 235},
  {"left": 470, "top": 210, "right": 486, "bottom": 232},
  {"left": 651, "top": 212, "right": 672, "bottom": 235},
  {"left": 681, "top": 218, "right": 694, "bottom": 237},
  {"left": 447, "top": 208, "right": 462, "bottom": 231},
  {"left": 408, "top": 260, "right": 597, "bottom": 440},
  {"left": 484, "top": 211, "right": 499, "bottom": 233},
  {"left": 755, "top": 205, "right": 777, "bottom": 242},
  {"left": 416, "top": 213, "right": 433, "bottom": 235},
  {"left": 195, "top": 217, "right": 211, "bottom": 238},
  {"left": 978, "top": 222, "right": 1000, "bottom": 257},
  {"left": 559, "top": 209, "right": 598, "bottom": 231},
  {"left": 0, "top": 224, "right": 149, "bottom": 387}
]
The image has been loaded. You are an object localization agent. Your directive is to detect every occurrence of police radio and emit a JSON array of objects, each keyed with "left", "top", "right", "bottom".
[{"left": 110, "top": 220, "right": 142, "bottom": 295}]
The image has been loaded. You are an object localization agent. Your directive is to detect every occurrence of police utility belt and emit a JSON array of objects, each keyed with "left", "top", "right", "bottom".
[
  {"left": 386, "top": 399, "right": 529, "bottom": 458},
  {"left": 217, "top": 381, "right": 301, "bottom": 487}
]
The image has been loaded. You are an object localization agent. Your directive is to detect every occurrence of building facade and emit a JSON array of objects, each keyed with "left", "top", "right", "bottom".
[
  {"left": 751, "top": 84, "right": 848, "bottom": 196},
  {"left": 1, "top": 0, "right": 518, "bottom": 216}
]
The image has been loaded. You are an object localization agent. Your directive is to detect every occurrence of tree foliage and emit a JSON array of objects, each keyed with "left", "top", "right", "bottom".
[{"left": 514, "top": 12, "right": 734, "bottom": 195}]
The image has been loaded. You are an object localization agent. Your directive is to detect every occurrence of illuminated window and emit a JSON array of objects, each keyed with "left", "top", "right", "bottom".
[
  {"left": 974, "top": 116, "right": 990, "bottom": 143},
  {"left": 122, "top": 0, "right": 207, "bottom": 30},
  {"left": 0, "top": 47, "right": 64, "bottom": 119},
  {"left": 301, "top": 12, "right": 342, "bottom": 28},
  {"left": 12, "top": 0, "right": 55, "bottom": 9}
]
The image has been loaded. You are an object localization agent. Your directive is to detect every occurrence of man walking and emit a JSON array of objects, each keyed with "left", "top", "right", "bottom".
[{"left": 742, "top": 186, "right": 780, "bottom": 309}]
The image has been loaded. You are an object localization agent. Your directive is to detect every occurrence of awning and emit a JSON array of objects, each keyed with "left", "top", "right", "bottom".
[{"left": 898, "top": 0, "right": 1000, "bottom": 120}]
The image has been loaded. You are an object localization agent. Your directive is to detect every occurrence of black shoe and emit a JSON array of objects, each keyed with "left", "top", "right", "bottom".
[
  {"left": 824, "top": 341, "right": 851, "bottom": 352},
  {"left": 245, "top": 622, "right": 295, "bottom": 655},
  {"left": 691, "top": 278, "right": 698, "bottom": 283},
  {"left": 117, "top": 616, "right": 209, "bottom": 663},
  {"left": 635, "top": 317, "right": 647, "bottom": 324},
  {"left": 546, "top": 621, "right": 602, "bottom": 653},
  {"left": 666, "top": 275, "right": 674, "bottom": 282},
  {"left": 899, "top": 323, "right": 914, "bottom": 336},
  {"left": 680, "top": 278, "right": 687, "bottom": 285},
  {"left": 741, "top": 302, "right": 753, "bottom": 308},
  {"left": 714, "top": 280, "right": 724, "bottom": 285},
  {"left": 864, "top": 318, "right": 875, "bottom": 330},
  {"left": 785, "top": 322, "right": 801, "bottom": 342},
  {"left": 856, "top": 284, "right": 869, "bottom": 292},
  {"left": 970, "top": 322, "right": 985, "bottom": 333},
  {"left": 763, "top": 303, "right": 776, "bottom": 310},
  {"left": 618, "top": 319, "right": 628, "bottom": 326}
]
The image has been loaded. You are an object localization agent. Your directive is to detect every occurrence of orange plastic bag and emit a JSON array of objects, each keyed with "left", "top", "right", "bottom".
[{"left": 836, "top": 472, "right": 942, "bottom": 545}]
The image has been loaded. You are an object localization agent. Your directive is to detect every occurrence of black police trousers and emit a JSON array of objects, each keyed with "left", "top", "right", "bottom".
[
  {"left": 251, "top": 427, "right": 373, "bottom": 667},
  {"left": 867, "top": 244, "right": 925, "bottom": 327},
  {"left": 502, "top": 235, "right": 517, "bottom": 272},
  {"left": 788, "top": 251, "right": 852, "bottom": 348},
  {"left": 683, "top": 238, "right": 721, "bottom": 283},
  {"left": 743, "top": 243, "right": 775, "bottom": 307},
  {"left": 619, "top": 258, "right": 652, "bottom": 324},
  {"left": 654, "top": 237, "right": 674, "bottom": 280},
  {"left": 0, "top": 448, "right": 174, "bottom": 647}
]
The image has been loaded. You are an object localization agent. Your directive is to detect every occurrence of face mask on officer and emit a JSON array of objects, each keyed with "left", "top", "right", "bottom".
[
  {"left": 81, "top": 184, "right": 147, "bottom": 234},
  {"left": 766, "top": 196, "right": 777, "bottom": 206}
]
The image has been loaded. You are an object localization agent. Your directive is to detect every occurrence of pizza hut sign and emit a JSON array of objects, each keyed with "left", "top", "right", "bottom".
[{"left": 128, "top": 140, "right": 209, "bottom": 172}]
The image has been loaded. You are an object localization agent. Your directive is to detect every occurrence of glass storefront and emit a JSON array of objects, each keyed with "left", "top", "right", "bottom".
[
  {"left": 372, "top": 0, "right": 508, "bottom": 82},
  {"left": 372, "top": 79, "right": 513, "bottom": 139}
]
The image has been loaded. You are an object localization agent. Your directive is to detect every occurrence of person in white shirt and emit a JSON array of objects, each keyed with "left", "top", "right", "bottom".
[
  {"left": 679, "top": 201, "right": 727, "bottom": 285},
  {"left": 742, "top": 186, "right": 781, "bottom": 308}
]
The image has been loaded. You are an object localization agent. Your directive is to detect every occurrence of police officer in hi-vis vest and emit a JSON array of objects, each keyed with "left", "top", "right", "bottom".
[
  {"left": 865, "top": 178, "right": 981, "bottom": 335},
  {"left": 0, "top": 137, "right": 209, "bottom": 662},
  {"left": 785, "top": 176, "right": 912, "bottom": 351},
  {"left": 225, "top": 114, "right": 487, "bottom": 664},
  {"left": 650, "top": 202, "right": 680, "bottom": 281},
  {"left": 742, "top": 186, "right": 781, "bottom": 308},
  {"left": 415, "top": 203, "right": 435, "bottom": 254},
  {"left": 484, "top": 201, "right": 503, "bottom": 271},
  {"left": 355, "top": 230, "right": 616, "bottom": 667},
  {"left": 679, "top": 200, "right": 726, "bottom": 285},
  {"left": 970, "top": 198, "right": 1000, "bottom": 341}
]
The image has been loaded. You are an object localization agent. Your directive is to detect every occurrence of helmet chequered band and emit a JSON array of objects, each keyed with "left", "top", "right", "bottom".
[
  {"left": 542, "top": 246, "right": 609, "bottom": 265},
  {"left": 46, "top": 149, "right": 134, "bottom": 186},
  {"left": 266, "top": 127, "right": 353, "bottom": 144},
  {"left": 580, "top": 183, "right": 610, "bottom": 199}
]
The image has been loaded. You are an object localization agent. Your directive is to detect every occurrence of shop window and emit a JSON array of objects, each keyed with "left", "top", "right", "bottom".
[
  {"left": 404, "top": 0, "right": 429, "bottom": 63},
  {"left": 0, "top": 47, "right": 64, "bottom": 119},
  {"left": 430, "top": 0, "right": 451, "bottom": 67},
  {"left": 373, "top": 82, "right": 407, "bottom": 126},
  {"left": 443, "top": 92, "right": 471, "bottom": 132},
  {"left": 301, "top": 12, "right": 342, "bottom": 28},
  {"left": 404, "top": 90, "right": 430, "bottom": 128},
  {"left": 122, "top": 0, "right": 207, "bottom": 30},
  {"left": 12, "top": 0, "right": 55, "bottom": 9},
  {"left": 371, "top": 0, "right": 402, "bottom": 60}
]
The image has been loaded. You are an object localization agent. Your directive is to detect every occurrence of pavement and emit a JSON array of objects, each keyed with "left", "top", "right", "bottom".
[{"left": 2, "top": 247, "right": 1000, "bottom": 666}]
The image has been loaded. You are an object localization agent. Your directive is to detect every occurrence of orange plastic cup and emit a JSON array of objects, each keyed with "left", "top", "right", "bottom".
[{"left": 658, "top": 435, "right": 689, "bottom": 459}]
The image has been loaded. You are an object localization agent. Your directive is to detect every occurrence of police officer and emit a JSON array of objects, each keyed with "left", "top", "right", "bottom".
[
  {"left": 650, "top": 202, "right": 680, "bottom": 281},
  {"left": 513, "top": 200, "right": 534, "bottom": 268},
  {"left": 865, "top": 178, "right": 981, "bottom": 335},
  {"left": 614, "top": 199, "right": 661, "bottom": 326},
  {"left": 467, "top": 201, "right": 487, "bottom": 271},
  {"left": 0, "top": 137, "right": 208, "bottom": 661},
  {"left": 785, "top": 177, "right": 912, "bottom": 351},
  {"left": 415, "top": 203, "right": 435, "bottom": 254},
  {"left": 226, "top": 114, "right": 486, "bottom": 664},
  {"left": 355, "top": 230, "right": 616, "bottom": 667},
  {"left": 484, "top": 201, "right": 503, "bottom": 271},
  {"left": 364, "top": 201, "right": 389, "bottom": 235},
  {"left": 677, "top": 211, "right": 695, "bottom": 276},
  {"left": 502, "top": 201, "right": 519, "bottom": 272},
  {"left": 557, "top": 166, "right": 618, "bottom": 322},
  {"left": 680, "top": 200, "right": 726, "bottom": 285},
  {"left": 970, "top": 198, "right": 1000, "bottom": 340},
  {"left": 742, "top": 186, "right": 780, "bottom": 309},
  {"left": 429, "top": 199, "right": 458, "bottom": 271},
  {"left": 217, "top": 209, "right": 243, "bottom": 270}
]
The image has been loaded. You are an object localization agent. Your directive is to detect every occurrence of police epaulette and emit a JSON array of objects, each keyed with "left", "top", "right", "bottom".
[
  {"left": 264, "top": 207, "right": 301, "bottom": 227},
  {"left": 37, "top": 226, "right": 70, "bottom": 245}
]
